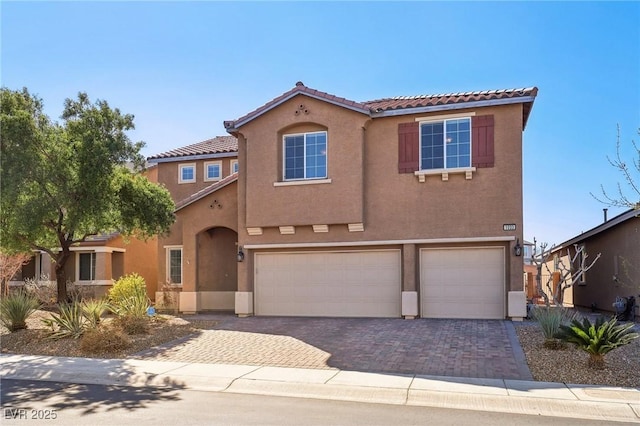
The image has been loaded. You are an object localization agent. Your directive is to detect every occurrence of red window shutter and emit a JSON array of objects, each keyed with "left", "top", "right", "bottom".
[
  {"left": 472, "top": 115, "right": 495, "bottom": 168},
  {"left": 398, "top": 122, "right": 419, "bottom": 173}
]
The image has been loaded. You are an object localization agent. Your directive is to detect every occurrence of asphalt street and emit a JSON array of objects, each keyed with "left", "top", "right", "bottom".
[{"left": 1, "top": 379, "right": 628, "bottom": 426}]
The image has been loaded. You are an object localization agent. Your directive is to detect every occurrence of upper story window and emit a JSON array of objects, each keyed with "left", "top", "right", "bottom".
[
  {"left": 420, "top": 118, "right": 471, "bottom": 170},
  {"left": 283, "top": 131, "right": 327, "bottom": 180},
  {"left": 204, "top": 161, "right": 222, "bottom": 181},
  {"left": 78, "top": 252, "right": 96, "bottom": 281},
  {"left": 179, "top": 163, "right": 196, "bottom": 184},
  {"left": 231, "top": 159, "right": 239, "bottom": 174}
]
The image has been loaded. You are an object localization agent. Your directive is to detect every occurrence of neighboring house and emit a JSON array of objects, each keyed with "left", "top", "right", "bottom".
[
  {"left": 11, "top": 232, "right": 158, "bottom": 300},
  {"left": 146, "top": 136, "right": 239, "bottom": 311},
  {"left": 210, "top": 81, "right": 538, "bottom": 319},
  {"left": 545, "top": 208, "right": 639, "bottom": 318}
]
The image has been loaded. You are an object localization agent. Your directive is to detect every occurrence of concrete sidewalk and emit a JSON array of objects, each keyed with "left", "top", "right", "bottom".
[{"left": 1, "top": 354, "right": 639, "bottom": 423}]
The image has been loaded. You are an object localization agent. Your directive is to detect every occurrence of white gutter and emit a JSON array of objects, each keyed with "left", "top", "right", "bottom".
[{"left": 370, "top": 96, "right": 537, "bottom": 118}]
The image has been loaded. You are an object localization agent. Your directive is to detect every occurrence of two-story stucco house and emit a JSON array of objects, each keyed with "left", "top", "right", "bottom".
[{"left": 147, "top": 82, "right": 537, "bottom": 319}]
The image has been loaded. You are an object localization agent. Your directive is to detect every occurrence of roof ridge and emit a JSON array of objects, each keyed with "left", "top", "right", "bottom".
[{"left": 174, "top": 173, "right": 238, "bottom": 211}]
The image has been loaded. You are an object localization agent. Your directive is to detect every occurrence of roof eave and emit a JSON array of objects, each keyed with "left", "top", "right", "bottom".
[
  {"left": 148, "top": 151, "right": 237, "bottom": 164},
  {"left": 174, "top": 175, "right": 238, "bottom": 212},
  {"left": 227, "top": 91, "right": 371, "bottom": 130},
  {"left": 552, "top": 209, "right": 639, "bottom": 251},
  {"left": 371, "top": 96, "right": 537, "bottom": 125}
]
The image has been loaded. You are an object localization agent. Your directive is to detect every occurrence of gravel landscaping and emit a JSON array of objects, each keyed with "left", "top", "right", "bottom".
[
  {"left": 1, "top": 310, "right": 638, "bottom": 388},
  {"left": 514, "top": 320, "right": 640, "bottom": 388}
]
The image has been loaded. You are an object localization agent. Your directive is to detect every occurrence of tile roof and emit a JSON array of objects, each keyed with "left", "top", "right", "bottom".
[
  {"left": 224, "top": 82, "right": 538, "bottom": 131},
  {"left": 363, "top": 87, "right": 538, "bottom": 113},
  {"left": 174, "top": 173, "right": 238, "bottom": 211},
  {"left": 148, "top": 136, "right": 237, "bottom": 161}
]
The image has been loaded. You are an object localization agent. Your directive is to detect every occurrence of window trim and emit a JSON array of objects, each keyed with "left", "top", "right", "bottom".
[
  {"left": 178, "top": 163, "right": 196, "bottom": 184},
  {"left": 165, "top": 246, "right": 183, "bottom": 287},
  {"left": 282, "top": 131, "right": 328, "bottom": 181},
  {"left": 230, "top": 159, "right": 239, "bottom": 175},
  {"left": 418, "top": 117, "right": 472, "bottom": 172},
  {"left": 77, "top": 251, "right": 97, "bottom": 282},
  {"left": 204, "top": 161, "right": 222, "bottom": 182}
]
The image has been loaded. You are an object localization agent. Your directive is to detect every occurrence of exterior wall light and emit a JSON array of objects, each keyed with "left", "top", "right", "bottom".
[
  {"left": 237, "top": 246, "right": 245, "bottom": 262},
  {"left": 513, "top": 239, "right": 522, "bottom": 257}
]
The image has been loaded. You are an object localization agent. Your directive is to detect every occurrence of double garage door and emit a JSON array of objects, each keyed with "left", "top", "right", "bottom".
[
  {"left": 255, "top": 250, "right": 401, "bottom": 317},
  {"left": 254, "top": 247, "right": 505, "bottom": 319}
]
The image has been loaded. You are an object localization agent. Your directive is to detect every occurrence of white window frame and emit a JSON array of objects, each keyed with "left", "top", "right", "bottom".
[
  {"left": 418, "top": 117, "right": 472, "bottom": 172},
  {"left": 165, "top": 246, "right": 183, "bottom": 286},
  {"left": 230, "top": 159, "right": 239, "bottom": 175},
  {"left": 204, "top": 161, "right": 222, "bottom": 182},
  {"left": 282, "top": 131, "right": 328, "bottom": 181},
  {"left": 77, "top": 252, "right": 97, "bottom": 282},
  {"left": 178, "top": 163, "right": 196, "bottom": 184}
]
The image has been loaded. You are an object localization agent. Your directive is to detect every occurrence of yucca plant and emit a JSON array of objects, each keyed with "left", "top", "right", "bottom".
[
  {"left": 530, "top": 306, "right": 581, "bottom": 349},
  {"left": 82, "top": 298, "right": 111, "bottom": 328},
  {"left": 42, "top": 302, "right": 88, "bottom": 339},
  {"left": 555, "top": 316, "right": 639, "bottom": 369},
  {"left": 0, "top": 291, "right": 40, "bottom": 331}
]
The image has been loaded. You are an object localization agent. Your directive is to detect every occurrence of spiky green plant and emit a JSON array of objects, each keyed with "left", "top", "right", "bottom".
[
  {"left": 81, "top": 298, "right": 111, "bottom": 327},
  {"left": 530, "top": 306, "right": 581, "bottom": 349},
  {"left": 555, "top": 316, "right": 639, "bottom": 369},
  {"left": 0, "top": 291, "right": 40, "bottom": 331},
  {"left": 42, "top": 303, "right": 88, "bottom": 339}
]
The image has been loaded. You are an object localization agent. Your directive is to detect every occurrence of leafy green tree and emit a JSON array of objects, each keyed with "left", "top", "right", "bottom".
[{"left": 1, "top": 88, "right": 175, "bottom": 302}]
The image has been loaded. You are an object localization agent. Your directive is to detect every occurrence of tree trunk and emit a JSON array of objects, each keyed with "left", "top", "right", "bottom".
[
  {"left": 588, "top": 354, "right": 605, "bottom": 370},
  {"left": 55, "top": 249, "right": 71, "bottom": 303}
]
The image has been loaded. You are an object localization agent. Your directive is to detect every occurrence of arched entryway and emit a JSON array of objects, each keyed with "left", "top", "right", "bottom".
[{"left": 196, "top": 226, "right": 238, "bottom": 310}]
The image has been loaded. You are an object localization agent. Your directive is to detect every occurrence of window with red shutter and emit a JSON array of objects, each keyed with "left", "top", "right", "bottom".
[
  {"left": 398, "top": 122, "right": 419, "bottom": 173},
  {"left": 472, "top": 115, "right": 495, "bottom": 168}
]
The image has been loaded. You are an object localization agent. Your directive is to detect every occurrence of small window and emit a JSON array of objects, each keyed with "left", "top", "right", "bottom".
[
  {"left": 204, "top": 161, "right": 222, "bottom": 181},
  {"left": 79, "top": 252, "right": 96, "bottom": 281},
  {"left": 231, "top": 159, "right": 239, "bottom": 174},
  {"left": 167, "top": 247, "right": 182, "bottom": 285},
  {"left": 179, "top": 164, "right": 196, "bottom": 183},
  {"left": 420, "top": 118, "right": 471, "bottom": 170}
]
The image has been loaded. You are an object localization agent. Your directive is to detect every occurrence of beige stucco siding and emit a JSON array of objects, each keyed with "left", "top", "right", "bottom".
[{"left": 239, "top": 96, "right": 368, "bottom": 227}]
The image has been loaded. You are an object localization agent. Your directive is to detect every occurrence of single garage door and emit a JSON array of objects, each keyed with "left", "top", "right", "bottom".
[
  {"left": 420, "top": 247, "right": 505, "bottom": 319},
  {"left": 255, "top": 250, "right": 401, "bottom": 317}
]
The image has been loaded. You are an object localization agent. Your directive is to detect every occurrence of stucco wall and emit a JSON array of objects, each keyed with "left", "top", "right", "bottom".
[
  {"left": 571, "top": 219, "right": 640, "bottom": 314},
  {"left": 155, "top": 157, "right": 238, "bottom": 204},
  {"left": 236, "top": 96, "right": 525, "bottom": 293}
]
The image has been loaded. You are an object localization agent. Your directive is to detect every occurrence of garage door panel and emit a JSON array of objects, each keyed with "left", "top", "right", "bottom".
[
  {"left": 421, "top": 248, "right": 505, "bottom": 320},
  {"left": 255, "top": 251, "right": 401, "bottom": 317}
]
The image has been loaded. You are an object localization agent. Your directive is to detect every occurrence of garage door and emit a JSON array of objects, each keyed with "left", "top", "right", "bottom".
[
  {"left": 420, "top": 247, "right": 505, "bottom": 319},
  {"left": 255, "top": 250, "right": 401, "bottom": 317}
]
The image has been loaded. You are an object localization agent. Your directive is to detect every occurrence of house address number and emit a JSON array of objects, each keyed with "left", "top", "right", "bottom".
[{"left": 503, "top": 224, "right": 517, "bottom": 231}]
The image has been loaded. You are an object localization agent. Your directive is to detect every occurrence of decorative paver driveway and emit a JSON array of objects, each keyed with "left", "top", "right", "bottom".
[{"left": 133, "top": 316, "right": 532, "bottom": 380}]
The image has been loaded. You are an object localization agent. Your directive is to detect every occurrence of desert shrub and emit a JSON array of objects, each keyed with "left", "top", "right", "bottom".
[
  {"left": 114, "top": 314, "right": 150, "bottom": 335},
  {"left": 530, "top": 306, "right": 581, "bottom": 349},
  {"left": 42, "top": 302, "right": 88, "bottom": 339},
  {"left": 80, "top": 323, "right": 131, "bottom": 354},
  {"left": 82, "top": 298, "right": 111, "bottom": 327},
  {"left": 109, "top": 273, "right": 147, "bottom": 306},
  {"left": 23, "top": 275, "right": 57, "bottom": 308},
  {"left": 555, "top": 316, "right": 639, "bottom": 369},
  {"left": 0, "top": 291, "right": 40, "bottom": 331}
]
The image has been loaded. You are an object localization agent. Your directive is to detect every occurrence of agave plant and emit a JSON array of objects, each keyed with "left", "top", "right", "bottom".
[
  {"left": 555, "top": 316, "right": 639, "bottom": 369},
  {"left": 530, "top": 306, "right": 581, "bottom": 349},
  {"left": 0, "top": 291, "right": 40, "bottom": 331},
  {"left": 42, "top": 303, "right": 88, "bottom": 340},
  {"left": 81, "top": 298, "right": 111, "bottom": 327}
]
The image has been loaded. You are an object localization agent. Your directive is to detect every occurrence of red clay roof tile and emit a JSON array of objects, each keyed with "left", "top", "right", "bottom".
[
  {"left": 148, "top": 136, "right": 237, "bottom": 161},
  {"left": 224, "top": 83, "right": 538, "bottom": 131}
]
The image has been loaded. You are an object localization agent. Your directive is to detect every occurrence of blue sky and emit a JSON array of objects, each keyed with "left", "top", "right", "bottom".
[{"left": 2, "top": 1, "right": 639, "bottom": 246}]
